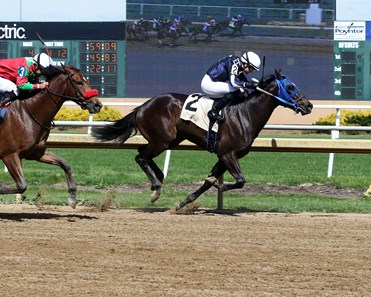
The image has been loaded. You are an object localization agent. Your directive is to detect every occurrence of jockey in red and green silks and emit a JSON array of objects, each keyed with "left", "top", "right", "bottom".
[{"left": 0, "top": 53, "right": 53, "bottom": 107}]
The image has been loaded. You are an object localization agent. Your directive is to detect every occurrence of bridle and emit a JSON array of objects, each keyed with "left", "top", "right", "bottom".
[
  {"left": 256, "top": 75, "right": 306, "bottom": 113},
  {"left": 46, "top": 70, "right": 96, "bottom": 110},
  {"left": 23, "top": 69, "right": 98, "bottom": 130}
]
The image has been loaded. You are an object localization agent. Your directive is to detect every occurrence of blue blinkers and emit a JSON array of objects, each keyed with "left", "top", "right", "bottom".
[{"left": 275, "top": 76, "right": 300, "bottom": 110}]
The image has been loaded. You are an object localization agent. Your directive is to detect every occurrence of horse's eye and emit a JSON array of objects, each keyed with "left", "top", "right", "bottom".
[
  {"left": 286, "top": 84, "right": 294, "bottom": 93},
  {"left": 76, "top": 80, "right": 83, "bottom": 85}
]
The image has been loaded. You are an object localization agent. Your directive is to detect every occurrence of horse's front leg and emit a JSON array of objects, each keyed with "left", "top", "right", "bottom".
[
  {"left": 215, "top": 152, "right": 245, "bottom": 191},
  {"left": 176, "top": 160, "right": 227, "bottom": 210},
  {"left": 37, "top": 150, "right": 77, "bottom": 209},
  {"left": 0, "top": 154, "right": 27, "bottom": 199}
]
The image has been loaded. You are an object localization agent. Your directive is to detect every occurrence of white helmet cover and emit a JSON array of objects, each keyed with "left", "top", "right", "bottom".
[
  {"left": 33, "top": 53, "right": 53, "bottom": 68},
  {"left": 241, "top": 51, "right": 261, "bottom": 71}
]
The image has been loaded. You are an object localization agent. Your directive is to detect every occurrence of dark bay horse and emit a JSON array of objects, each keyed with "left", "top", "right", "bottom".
[
  {"left": 92, "top": 69, "right": 313, "bottom": 210},
  {"left": 217, "top": 19, "right": 250, "bottom": 37},
  {"left": 189, "top": 24, "right": 218, "bottom": 42},
  {"left": 156, "top": 19, "right": 191, "bottom": 47},
  {"left": 126, "top": 21, "right": 151, "bottom": 41},
  {"left": 0, "top": 64, "right": 102, "bottom": 208}
]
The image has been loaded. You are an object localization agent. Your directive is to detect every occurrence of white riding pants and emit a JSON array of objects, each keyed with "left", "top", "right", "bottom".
[
  {"left": 0, "top": 77, "right": 19, "bottom": 95},
  {"left": 201, "top": 74, "right": 237, "bottom": 98}
]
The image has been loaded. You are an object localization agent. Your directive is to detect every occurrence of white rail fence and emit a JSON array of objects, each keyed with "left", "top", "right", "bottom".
[
  {"left": 127, "top": 3, "right": 335, "bottom": 23},
  {"left": 56, "top": 102, "right": 371, "bottom": 178}
]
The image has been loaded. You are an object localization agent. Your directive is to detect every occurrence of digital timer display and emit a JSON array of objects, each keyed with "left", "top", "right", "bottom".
[
  {"left": 0, "top": 22, "right": 126, "bottom": 97},
  {"left": 47, "top": 48, "right": 68, "bottom": 59},
  {"left": 79, "top": 41, "right": 120, "bottom": 96}
]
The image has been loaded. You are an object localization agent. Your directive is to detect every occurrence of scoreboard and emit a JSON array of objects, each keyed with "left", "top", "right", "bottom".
[
  {"left": 0, "top": 22, "right": 126, "bottom": 97},
  {"left": 333, "top": 21, "right": 371, "bottom": 100}
]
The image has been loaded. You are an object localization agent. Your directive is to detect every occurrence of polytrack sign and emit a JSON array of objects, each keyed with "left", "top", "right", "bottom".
[{"left": 333, "top": 21, "right": 371, "bottom": 100}]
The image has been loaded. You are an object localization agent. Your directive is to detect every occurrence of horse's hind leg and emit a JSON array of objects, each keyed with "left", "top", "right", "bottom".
[
  {"left": 135, "top": 155, "right": 163, "bottom": 203},
  {"left": 176, "top": 160, "right": 227, "bottom": 210},
  {"left": 136, "top": 144, "right": 166, "bottom": 203},
  {"left": 0, "top": 154, "right": 27, "bottom": 197},
  {"left": 36, "top": 150, "right": 77, "bottom": 209}
]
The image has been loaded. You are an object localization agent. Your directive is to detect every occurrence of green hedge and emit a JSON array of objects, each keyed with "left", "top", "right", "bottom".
[
  {"left": 314, "top": 110, "right": 371, "bottom": 134},
  {"left": 54, "top": 106, "right": 122, "bottom": 122}
]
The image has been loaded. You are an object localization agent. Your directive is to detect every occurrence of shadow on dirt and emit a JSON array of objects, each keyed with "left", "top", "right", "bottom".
[
  {"left": 132, "top": 206, "right": 287, "bottom": 216},
  {"left": 0, "top": 212, "right": 97, "bottom": 222}
]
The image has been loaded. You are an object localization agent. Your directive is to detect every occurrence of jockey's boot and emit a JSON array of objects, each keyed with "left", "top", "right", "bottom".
[
  {"left": 0, "top": 91, "right": 17, "bottom": 108},
  {"left": 207, "top": 92, "right": 236, "bottom": 122}
]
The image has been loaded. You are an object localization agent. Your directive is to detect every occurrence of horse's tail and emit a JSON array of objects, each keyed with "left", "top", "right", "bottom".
[{"left": 92, "top": 107, "right": 139, "bottom": 143}]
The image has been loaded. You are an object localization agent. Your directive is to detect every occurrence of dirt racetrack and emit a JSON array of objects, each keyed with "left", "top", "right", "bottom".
[{"left": 0, "top": 204, "right": 370, "bottom": 297}]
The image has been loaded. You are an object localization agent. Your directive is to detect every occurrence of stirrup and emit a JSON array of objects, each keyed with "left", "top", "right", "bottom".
[{"left": 208, "top": 110, "right": 224, "bottom": 122}]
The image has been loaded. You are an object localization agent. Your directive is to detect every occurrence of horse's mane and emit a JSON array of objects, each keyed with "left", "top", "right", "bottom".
[
  {"left": 258, "top": 73, "right": 276, "bottom": 89},
  {"left": 44, "top": 66, "right": 66, "bottom": 82}
]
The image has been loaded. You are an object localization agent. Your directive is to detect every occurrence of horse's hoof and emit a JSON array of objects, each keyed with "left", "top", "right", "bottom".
[
  {"left": 205, "top": 176, "right": 218, "bottom": 184},
  {"left": 175, "top": 201, "right": 183, "bottom": 211},
  {"left": 150, "top": 190, "right": 160, "bottom": 203},
  {"left": 15, "top": 193, "right": 24, "bottom": 203},
  {"left": 69, "top": 199, "right": 77, "bottom": 209}
]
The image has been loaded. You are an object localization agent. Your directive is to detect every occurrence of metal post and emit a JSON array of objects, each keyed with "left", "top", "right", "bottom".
[
  {"left": 217, "top": 175, "right": 224, "bottom": 210},
  {"left": 163, "top": 150, "right": 171, "bottom": 178},
  {"left": 327, "top": 108, "right": 340, "bottom": 177},
  {"left": 87, "top": 114, "right": 93, "bottom": 135}
]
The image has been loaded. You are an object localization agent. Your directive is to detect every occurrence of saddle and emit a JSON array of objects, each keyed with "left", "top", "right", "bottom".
[
  {"left": 180, "top": 93, "right": 218, "bottom": 133},
  {"left": 180, "top": 93, "right": 219, "bottom": 153}
]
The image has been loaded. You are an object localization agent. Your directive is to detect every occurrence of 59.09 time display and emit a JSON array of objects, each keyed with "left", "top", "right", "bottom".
[{"left": 79, "top": 41, "right": 119, "bottom": 96}]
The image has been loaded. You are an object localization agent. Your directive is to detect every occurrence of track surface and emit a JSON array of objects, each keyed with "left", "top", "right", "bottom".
[{"left": 0, "top": 204, "right": 369, "bottom": 297}]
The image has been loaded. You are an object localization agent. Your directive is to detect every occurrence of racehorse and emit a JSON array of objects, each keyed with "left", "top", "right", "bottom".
[
  {"left": 126, "top": 21, "right": 151, "bottom": 41},
  {"left": 0, "top": 64, "right": 102, "bottom": 208},
  {"left": 189, "top": 24, "right": 218, "bottom": 42},
  {"left": 156, "top": 18, "right": 191, "bottom": 47},
  {"left": 92, "top": 69, "right": 313, "bottom": 210},
  {"left": 217, "top": 19, "right": 250, "bottom": 37}
]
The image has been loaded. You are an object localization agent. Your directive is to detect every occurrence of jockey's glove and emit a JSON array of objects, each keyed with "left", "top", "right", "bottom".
[{"left": 243, "top": 81, "right": 258, "bottom": 89}]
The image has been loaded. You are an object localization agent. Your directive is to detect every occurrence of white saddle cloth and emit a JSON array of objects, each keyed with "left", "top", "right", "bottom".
[{"left": 180, "top": 93, "right": 218, "bottom": 133}]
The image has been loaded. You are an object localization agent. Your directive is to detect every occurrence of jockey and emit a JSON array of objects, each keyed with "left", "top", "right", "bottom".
[
  {"left": 174, "top": 16, "right": 184, "bottom": 25},
  {"left": 201, "top": 51, "right": 261, "bottom": 122},
  {"left": 0, "top": 52, "right": 57, "bottom": 109},
  {"left": 171, "top": 15, "right": 185, "bottom": 33},
  {"left": 202, "top": 18, "right": 216, "bottom": 33},
  {"left": 153, "top": 16, "right": 163, "bottom": 31},
  {"left": 133, "top": 18, "right": 144, "bottom": 29},
  {"left": 229, "top": 14, "right": 243, "bottom": 28},
  {"left": 169, "top": 22, "right": 178, "bottom": 33}
]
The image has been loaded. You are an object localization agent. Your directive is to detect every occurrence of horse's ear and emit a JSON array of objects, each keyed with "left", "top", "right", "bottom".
[{"left": 275, "top": 69, "right": 283, "bottom": 79}]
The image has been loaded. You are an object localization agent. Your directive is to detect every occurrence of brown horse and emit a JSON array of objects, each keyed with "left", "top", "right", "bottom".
[
  {"left": 217, "top": 19, "right": 250, "bottom": 37},
  {"left": 92, "top": 69, "right": 313, "bottom": 210},
  {"left": 126, "top": 21, "right": 150, "bottom": 41},
  {"left": 189, "top": 24, "right": 218, "bottom": 42},
  {"left": 156, "top": 18, "right": 191, "bottom": 47},
  {"left": 0, "top": 64, "right": 102, "bottom": 208}
]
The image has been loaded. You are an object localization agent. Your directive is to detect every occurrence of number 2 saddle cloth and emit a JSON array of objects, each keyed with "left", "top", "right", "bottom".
[{"left": 180, "top": 93, "right": 219, "bottom": 133}]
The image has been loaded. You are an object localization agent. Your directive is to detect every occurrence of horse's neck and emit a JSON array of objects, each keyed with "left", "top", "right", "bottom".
[
  {"left": 239, "top": 93, "right": 277, "bottom": 136},
  {"left": 25, "top": 76, "right": 66, "bottom": 123}
]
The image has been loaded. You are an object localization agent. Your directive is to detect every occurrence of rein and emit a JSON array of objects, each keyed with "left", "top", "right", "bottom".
[
  {"left": 46, "top": 72, "right": 87, "bottom": 106},
  {"left": 23, "top": 99, "right": 54, "bottom": 130},
  {"left": 23, "top": 70, "right": 98, "bottom": 131}
]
